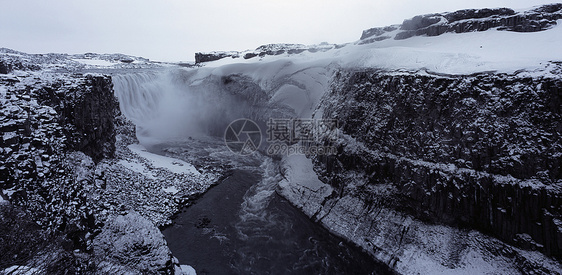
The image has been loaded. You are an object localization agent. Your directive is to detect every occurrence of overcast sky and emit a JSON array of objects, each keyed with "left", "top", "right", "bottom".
[{"left": 0, "top": 0, "right": 556, "bottom": 62}]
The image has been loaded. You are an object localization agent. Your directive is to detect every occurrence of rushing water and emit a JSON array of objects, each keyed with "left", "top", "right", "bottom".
[{"left": 159, "top": 141, "right": 389, "bottom": 275}]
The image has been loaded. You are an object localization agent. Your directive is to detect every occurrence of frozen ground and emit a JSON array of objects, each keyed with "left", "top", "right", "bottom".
[{"left": 203, "top": 18, "right": 562, "bottom": 76}]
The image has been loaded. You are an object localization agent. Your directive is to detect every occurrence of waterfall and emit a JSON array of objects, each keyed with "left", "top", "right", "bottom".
[
  {"left": 112, "top": 69, "right": 265, "bottom": 144},
  {"left": 113, "top": 71, "right": 164, "bottom": 125},
  {"left": 112, "top": 64, "right": 331, "bottom": 146}
]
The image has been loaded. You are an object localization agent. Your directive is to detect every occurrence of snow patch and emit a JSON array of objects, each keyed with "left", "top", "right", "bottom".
[
  {"left": 127, "top": 144, "right": 200, "bottom": 176},
  {"left": 163, "top": 186, "right": 179, "bottom": 194},
  {"left": 200, "top": 20, "right": 562, "bottom": 76},
  {"left": 278, "top": 154, "right": 333, "bottom": 210},
  {"left": 1, "top": 266, "right": 42, "bottom": 275},
  {"left": 72, "top": 58, "right": 116, "bottom": 67},
  {"left": 175, "top": 264, "right": 197, "bottom": 275},
  {"left": 118, "top": 159, "right": 156, "bottom": 179}
]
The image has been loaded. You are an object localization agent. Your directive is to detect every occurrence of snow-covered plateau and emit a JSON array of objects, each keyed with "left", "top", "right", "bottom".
[{"left": 1, "top": 3, "right": 562, "bottom": 274}]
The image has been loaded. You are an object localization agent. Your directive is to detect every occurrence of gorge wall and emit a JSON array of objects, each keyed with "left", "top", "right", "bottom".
[
  {"left": 288, "top": 70, "right": 561, "bottom": 270},
  {"left": 277, "top": 69, "right": 562, "bottom": 273},
  {"left": 1, "top": 51, "right": 215, "bottom": 273}
]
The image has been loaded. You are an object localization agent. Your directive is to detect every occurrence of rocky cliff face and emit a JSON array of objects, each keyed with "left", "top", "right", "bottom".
[
  {"left": 1, "top": 51, "right": 214, "bottom": 273},
  {"left": 278, "top": 69, "right": 562, "bottom": 273},
  {"left": 58, "top": 74, "right": 117, "bottom": 162},
  {"left": 194, "top": 43, "right": 338, "bottom": 64},
  {"left": 360, "top": 4, "right": 562, "bottom": 43},
  {"left": 0, "top": 68, "right": 120, "bottom": 266},
  {"left": 1, "top": 71, "right": 116, "bottom": 195},
  {"left": 302, "top": 69, "right": 562, "bottom": 262}
]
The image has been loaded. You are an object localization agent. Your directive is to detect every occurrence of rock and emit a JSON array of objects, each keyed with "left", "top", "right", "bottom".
[
  {"left": 1, "top": 266, "right": 42, "bottom": 274},
  {"left": 61, "top": 74, "right": 117, "bottom": 162},
  {"left": 360, "top": 4, "right": 562, "bottom": 42},
  {"left": 400, "top": 14, "right": 443, "bottom": 30},
  {"left": 93, "top": 211, "right": 174, "bottom": 274},
  {"left": 310, "top": 69, "right": 562, "bottom": 260},
  {"left": 194, "top": 52, "right": 238, "bottom": 64},
  {"left": 0, "top": 60, "right": 11, "bottom": 74},
  {"left": 195, "top": 43, "right": 335, "bottom": 63}
]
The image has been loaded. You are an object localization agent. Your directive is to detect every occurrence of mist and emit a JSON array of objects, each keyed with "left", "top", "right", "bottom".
[{"left": 113, "top": 68, "right": 270, "bottom": 144}]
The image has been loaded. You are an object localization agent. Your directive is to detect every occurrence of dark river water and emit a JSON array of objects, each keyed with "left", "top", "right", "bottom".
[{"left": 159, "top": 150, "right": 391, "bottom": 274}]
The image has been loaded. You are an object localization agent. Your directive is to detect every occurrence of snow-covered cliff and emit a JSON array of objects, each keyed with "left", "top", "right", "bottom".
[
  {"left": 185, "top": 4, "right": 562, "bottom": 274},
  {"left": 2, "top": 3, "right": 562, "bottom": 274}
]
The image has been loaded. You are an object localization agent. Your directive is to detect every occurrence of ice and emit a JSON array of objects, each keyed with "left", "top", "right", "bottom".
[
  {"left": 278, "top": 154, "right": 333, "bottom": 204},
  {"left": 127, "top": 144, "right": 200, "bottom": 176}
]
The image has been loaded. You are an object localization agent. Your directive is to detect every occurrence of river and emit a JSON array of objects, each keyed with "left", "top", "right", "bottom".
[{"left": 157, "top": 139, "right": 391, "bottom": 275}]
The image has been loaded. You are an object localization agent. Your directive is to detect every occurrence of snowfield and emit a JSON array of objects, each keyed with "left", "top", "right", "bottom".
[{"left": 203, "top": 19, "right": 562, "bottom": 76}]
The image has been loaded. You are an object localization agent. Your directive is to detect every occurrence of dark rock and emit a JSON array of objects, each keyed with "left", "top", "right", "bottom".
[
  {"left": 0, "top": 59, "right": 23, "bottom": 74},
  {"left": 443, "top": 8, "right": 515, "bottom": 23},
  {"left": 312, "top": 70, "right": 562, "bottom": 259},
  {"left": 287, "top": 48, "right": 306, "bottom": 54},
  {"left": 32, "top": 74, "right": 118, "bottom": 162},
  {"left": 401, "top": 14, "right": 442, "bottom": 30},
  {"left": 67, "top": 74, "right": 117, "bottom": 162},
  {"left": 243, "top": 52, "right": 258, "bottom": 59},
  {"left": 0, "top": 61, "right": 10, "bottom": 74},
  {"left": 195, "top": 52, "right": 236, "bottom": 64},
  {"left": 359, "top": 4, "right": 562, "bottom": 42},
  {"left": 532, "top": 3, "right": 562, "bottom": 14},
  {"left": 360, "top": 27, "right": 386, "bottom": 40},
  {"left": 394, "top": 31, "right": 416, "bottom": 40}
]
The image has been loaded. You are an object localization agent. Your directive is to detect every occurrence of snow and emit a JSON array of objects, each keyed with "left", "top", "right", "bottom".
[
  {"left": 1, "top": 266, "right": 42, "bottom": 275},
  {"left": 201, "top": 20, "right": 562, "bottom": 76},
  {"left": 163, "top": 186, "right": 179, "bottom": 194},
  {"left": 127, "top": 144, "right": 200, "bottom": 176},
  {"left": 278, "top": 154, "right": 333, "bottom": 205},
  {"left": 348, "top": 22, "right": 562, "bottom": 74},
  {"left": 281, "top": 155, "right": 327, "bottom": 191},
  {"left": 72, "top": 58, "right": 116, "bottom": 67},
  {"left": 118, "top": 159, "right": 156, "bottom": 179},
  {"left": 175, "top": 264, "right": 197, "bottom": 275}
]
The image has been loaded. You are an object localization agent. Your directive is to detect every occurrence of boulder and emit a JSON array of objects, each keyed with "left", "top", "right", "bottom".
[{"left": 93, "top": 211, "right": 174, "bottom": 274}]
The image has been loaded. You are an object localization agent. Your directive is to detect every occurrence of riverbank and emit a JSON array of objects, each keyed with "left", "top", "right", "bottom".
[{"left": 278, "top": 154, "right": 562, "bottom": 274}]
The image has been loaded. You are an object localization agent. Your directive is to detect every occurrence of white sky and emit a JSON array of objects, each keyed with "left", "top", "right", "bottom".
[{"left": 0, "top": 0, "right": 557, "bottom": 62}]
